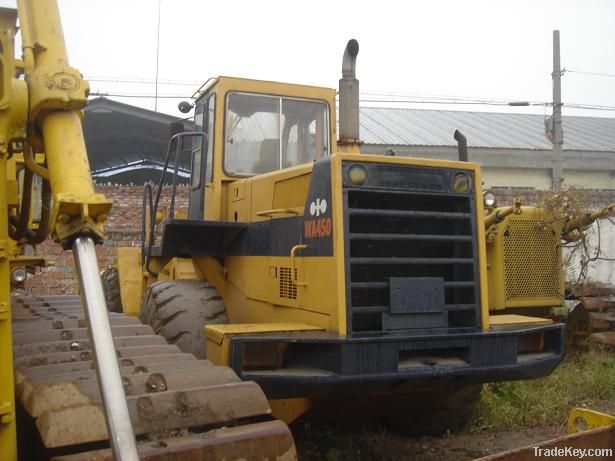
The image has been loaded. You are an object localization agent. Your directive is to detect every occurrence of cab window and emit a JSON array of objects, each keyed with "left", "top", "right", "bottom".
[
  {"left": 191, "top": 104, "right": 204, "bottom": 189},
  {"left": 204, "top": 94, "right": 215, "bottom": 184},
  {"left": 224, "top": 92, "right": 329, "bottom": 176},
  {"left": 191, "top": 94, "right": 216, "bottom": 188}
]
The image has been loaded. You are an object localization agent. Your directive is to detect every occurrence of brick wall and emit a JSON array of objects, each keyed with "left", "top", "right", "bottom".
[
  {"left": 22, "top": 186, "right": 615, "bottom": 295},
  {"left": 24, "top": 185, "right": 188, "bottom": 295},
  {"left": 491, "top": 187, "right": 615, "bottom": 210}
]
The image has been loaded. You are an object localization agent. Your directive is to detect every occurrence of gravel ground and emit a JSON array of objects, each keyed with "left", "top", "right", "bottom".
[{"left": 294, "top": 422, "right": 566, "bottom": 461}]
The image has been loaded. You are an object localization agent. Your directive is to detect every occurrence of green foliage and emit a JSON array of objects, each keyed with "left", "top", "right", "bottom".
[{"left": 472, "top": 350, "right": 615, "bottom": 431}]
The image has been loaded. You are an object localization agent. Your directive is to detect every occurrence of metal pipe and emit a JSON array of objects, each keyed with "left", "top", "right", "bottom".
[
  {"left": 338, "top": 39, "right": 360, "bottom": 143},
  {"left": 167, "top": 120, "right": 184, "bottom": 219},
  {"left": 31, "top": 178, "right": 51, "bottom": 244},
  {"left": 9, "top": 214, "right": 37, "bottom": 241},
  {"left": 72, "top": 237, "right": 139, "bottom": 461},
  {"left": 169, "top": 136, "right": 183, "bottom": 219},
  {"left": 454, "top": 130, "right": 468, "bottom": 162},
  {"left": 23, "top": 143, "right": 49, "bottom": 180},
  {"left": 563, "top": 204, "right": 615, "bottom": 234},
  {"left": 15, "top": 0, "right": 35, "bottom": 73},
  {"left": 146, "top": 133, "right": 180, "bottom": 277},
  {"left": 484, "top": 198, "right": 523, "bottom": 228},
  {"left": 10, "top": 167, "right": 33, "bottom": 241},
  {"left": 141, "top": 182, "right": 154, "bottom": 267}
]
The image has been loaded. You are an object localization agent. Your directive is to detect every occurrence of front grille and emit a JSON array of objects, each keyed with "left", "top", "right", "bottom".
[
  {"left": 344, "top": 186, "right": 480, "bottom": 335},
  {"left": 503, "top": 219, "right": 562, "bottom": 301}
]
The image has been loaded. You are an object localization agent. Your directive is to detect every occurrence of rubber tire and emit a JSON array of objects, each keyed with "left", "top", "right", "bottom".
[
  {"left": 383, "top": 385, "right": 482, "bottom": 436},
  {"left": 100, "top": 266, "right": 123, "bottom": 313},
  {"left": 140, "top": 280, "right": 228, "bottom": 359}
]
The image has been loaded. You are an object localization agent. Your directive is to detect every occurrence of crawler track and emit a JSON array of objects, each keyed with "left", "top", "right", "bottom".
[{"left": 12, "top": 295, "right": 296, "bottom": 460}]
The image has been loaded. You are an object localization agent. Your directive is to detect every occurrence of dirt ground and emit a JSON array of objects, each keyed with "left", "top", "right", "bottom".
[{"left": 294, "top": 422, "right": 565, "bottom": 461}]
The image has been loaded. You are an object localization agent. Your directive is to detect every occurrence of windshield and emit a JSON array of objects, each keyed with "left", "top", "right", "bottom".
[{"left": 224, "top": 92, "right": 329, "bottom": 176}]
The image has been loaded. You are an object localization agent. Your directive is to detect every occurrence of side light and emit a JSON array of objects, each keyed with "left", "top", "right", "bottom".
[
  {"left": 483, "top": 190, "right": 497, "bottom": 208},
  {"left": 347, "top": 164, "right": 368, "bottom": 186},
  {"left": 452, "top": 172, "right": 470, "bottom": 193},
  {"left": 12, "top": 267, "right": 27, "bottom": 283}
]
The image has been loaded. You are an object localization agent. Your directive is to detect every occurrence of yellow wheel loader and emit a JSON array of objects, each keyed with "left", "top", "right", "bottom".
[{"left": 111, "top": 38, "right": 566, "bottom": 430}]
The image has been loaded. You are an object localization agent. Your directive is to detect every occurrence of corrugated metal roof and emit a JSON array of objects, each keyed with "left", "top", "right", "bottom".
[{"left": 359, "top": 108, "right": 615, "bottom": 152}]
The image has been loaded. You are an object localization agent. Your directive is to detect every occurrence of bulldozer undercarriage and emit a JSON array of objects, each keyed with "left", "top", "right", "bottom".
[{"left": 11, "top": 294, "right": 296, "bottom": 460}]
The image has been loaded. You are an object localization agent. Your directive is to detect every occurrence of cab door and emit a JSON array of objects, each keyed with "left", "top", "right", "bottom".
[{"left": 188, "top": 94, "right": 215, "bottom": 219}]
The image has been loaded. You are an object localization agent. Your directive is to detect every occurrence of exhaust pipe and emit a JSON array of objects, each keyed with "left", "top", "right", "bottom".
[
  {"left": 454, "top": 129, "right": 468, "bottom": 162},
  {"left": 339, "top": 39, "right": 360, "bottom": 144}
]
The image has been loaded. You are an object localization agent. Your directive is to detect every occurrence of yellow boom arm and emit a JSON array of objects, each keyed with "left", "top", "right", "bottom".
[
  {"left": 16, "top": 0, "right": 111, "bottom": 246},
  {"left": 0, "top": 2, "right": 138, "bottom": 459}
]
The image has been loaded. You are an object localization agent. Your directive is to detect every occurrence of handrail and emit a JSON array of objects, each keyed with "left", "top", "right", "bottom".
[
  {"left": 290, "top": 244, "right": 307, "bottom": 287},
  {"left": 144, "top": 131, "right": 206, "bottom": 277},
  {"left": 255, "top": 208, "right": 301, "bottom": 217},
  {"left": 141, "top": 181, "right": 154, "bottom": 268}
]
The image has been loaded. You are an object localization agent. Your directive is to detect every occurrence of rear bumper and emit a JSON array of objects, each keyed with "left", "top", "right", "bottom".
[{"left": 229, "top": 323, "right": 565, "bottom": 399}]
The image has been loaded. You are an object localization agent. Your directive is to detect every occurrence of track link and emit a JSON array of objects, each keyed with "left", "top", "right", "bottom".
[{"left": 12, "top": 295, "right": 296, "bottom": 460}]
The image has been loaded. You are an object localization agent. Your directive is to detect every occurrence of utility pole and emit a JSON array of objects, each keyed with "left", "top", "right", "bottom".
[{"left": 551, "top": 29, "right": 564, "bottom": 190}]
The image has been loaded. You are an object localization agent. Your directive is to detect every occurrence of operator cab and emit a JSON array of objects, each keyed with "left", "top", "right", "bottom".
[{"left": 188, "top": 77, "right": 337, "bottom": 220}]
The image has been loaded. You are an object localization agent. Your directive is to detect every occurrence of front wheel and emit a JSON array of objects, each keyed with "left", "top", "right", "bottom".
[
  {"left": 100, "top": 266, "right": 122, "bottom": 313},
  {"left": 140, "top": 280, "right": 228, "bottom": 359}
]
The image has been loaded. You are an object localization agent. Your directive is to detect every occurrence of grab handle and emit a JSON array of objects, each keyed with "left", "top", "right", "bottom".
[{"left": 290, "top": 244, "right": 307, "bottom": 287}]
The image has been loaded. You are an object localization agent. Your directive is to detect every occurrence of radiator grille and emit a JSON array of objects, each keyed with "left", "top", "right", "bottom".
[
  {"left": 503, "top": 219, "right": 562, "bottom": 301},
  {"left": 344, "top": 186, "right": 480, "bottom": 335},
  {"left": 279, "top": 267, "right": 298, "bottom": 300}
]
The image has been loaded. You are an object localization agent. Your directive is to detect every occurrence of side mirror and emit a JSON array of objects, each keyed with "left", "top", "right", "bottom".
[{"left": 178, "top": 101, "right": 193, "bottom": 114}]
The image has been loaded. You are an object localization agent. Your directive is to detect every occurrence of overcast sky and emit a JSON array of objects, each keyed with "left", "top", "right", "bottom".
[{"left": 1, "top": 0, "right": 614, "bottom": 118}]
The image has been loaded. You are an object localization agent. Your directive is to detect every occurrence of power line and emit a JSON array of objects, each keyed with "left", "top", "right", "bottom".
[
  {"left": 357, "top": 90, "right": 548, "bottom": 107},
  {"left": 564, "top": 69, "right": 615, "bottom": 78},
  {"left": 89, "top": 90, "right": 615, "bottom": 112},
  {"left": 358, "top": 98, "right": 615, "bottom": 112},
  {"left": 565, "top": 103, "right": 615, "bottom": 111},
  {"left": 359, "top": 98, "right": 520, "bottom": 107},
  {"left": 86, "top": 76, "right": 202, "bottom": 86},
  {"left": 90, "top": 92, "right": 187, "bottom": 99}
]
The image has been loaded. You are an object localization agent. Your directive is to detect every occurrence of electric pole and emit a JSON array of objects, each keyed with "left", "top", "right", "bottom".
[{"left": 551, "top": 30, "right": 564, "bottom": 190}]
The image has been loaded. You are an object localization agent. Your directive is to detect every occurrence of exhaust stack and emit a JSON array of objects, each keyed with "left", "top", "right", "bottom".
[
  {"left": 454, "top": 129, "right": 468, "bottom": 162},
  {"left": 338, "top": 39, "right": 362, "bottom": 151}
]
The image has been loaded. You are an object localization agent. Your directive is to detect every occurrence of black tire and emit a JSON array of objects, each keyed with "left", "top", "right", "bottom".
[
  {"left": 383, "top": 385, "right": 482, "bottom": 436},
  {"left": 140, "top": 280, "right": 228, "bottom": 359},
  {"left": 100, "top": 266, "right": 123, "bottom": 313}
]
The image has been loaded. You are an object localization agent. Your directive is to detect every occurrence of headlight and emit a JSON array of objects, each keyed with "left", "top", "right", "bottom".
[
  {"left": 12, "top": 267, "right": 27, "bottom": 283},
  {"left": 452, "top": 172, "right": 470, "bottom": 193},
  {"left": 483, "top": 190, "right": 497, "bottom": 207},
  {"left": 347, "top": 164, "right": 368, "bottom": 186}
]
